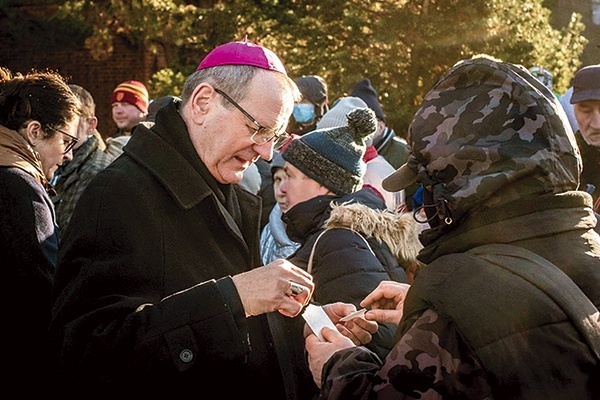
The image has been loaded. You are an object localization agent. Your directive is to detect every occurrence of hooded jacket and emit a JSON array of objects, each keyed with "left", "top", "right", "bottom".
[{"left": 318, "top": 56, "right": 600, "bottom": 399}]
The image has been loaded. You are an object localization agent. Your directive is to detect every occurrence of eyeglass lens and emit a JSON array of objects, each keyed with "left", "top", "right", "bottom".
[{"left": 214, "top": 88, "right": 289, "bottom": 148}]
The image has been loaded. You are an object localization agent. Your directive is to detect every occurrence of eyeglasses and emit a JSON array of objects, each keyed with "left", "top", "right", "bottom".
[
  {"left": 214, "top": 88, "right": 290, "bottom": 149},
  {"left": 54, "top": 128, "right": 79, "bottom": 154}
]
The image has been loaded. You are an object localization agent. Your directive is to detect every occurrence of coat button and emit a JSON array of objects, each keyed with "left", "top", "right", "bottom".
[{"left": 179, "top": 349, "right": 194, "bottom": 363}]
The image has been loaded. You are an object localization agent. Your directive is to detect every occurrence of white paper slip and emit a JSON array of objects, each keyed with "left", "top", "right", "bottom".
[
  {"left": 302, "top": 304, "right": 337, "bottom": 341},
  {"left": 339, "top": 308, "right": 367, "bottom": 322}
]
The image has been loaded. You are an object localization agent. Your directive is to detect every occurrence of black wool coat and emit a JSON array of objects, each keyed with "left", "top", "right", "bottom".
[
  {"left": 2, "top": 167, "right": 58, "bottom": 394},
  {"left": 49, "top": 101, "right": 315, "bottom": 399}
]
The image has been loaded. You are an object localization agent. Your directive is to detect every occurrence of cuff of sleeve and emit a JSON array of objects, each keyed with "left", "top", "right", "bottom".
[{"left": 217, "top": 276, "right": 246, "bottom": 330}]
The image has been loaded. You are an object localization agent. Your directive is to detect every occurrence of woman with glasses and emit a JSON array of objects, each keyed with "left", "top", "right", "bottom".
[{"left": 0, "top": 66, "right": 80, "bottom": 395}]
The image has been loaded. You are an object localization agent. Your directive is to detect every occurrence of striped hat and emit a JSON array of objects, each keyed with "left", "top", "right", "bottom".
[
  {"left": 111, "top": 80, "right": 149, "bottom": 113},
  {"left": 282, "top": 108, "right": 377, "bottom": 196}
]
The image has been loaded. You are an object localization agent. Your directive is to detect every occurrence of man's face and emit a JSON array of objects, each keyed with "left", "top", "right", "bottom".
[
  {"left": 111, "top": 102, "right": 146, "bottom": 134},
  {"left": 187, "top": 72, "right": 294, "bottom": 185},
  {"left": 574, "top": 99, "right": 600, "bottom": 147},
  {"left": 272, "top": 168, "right": 290, "bottom": 212},
  {"left": 73, "top": 114, "right": 98, "bottom": 150},
  {"left": 279, "top": 162, "right": 332, "bottom": 210}
]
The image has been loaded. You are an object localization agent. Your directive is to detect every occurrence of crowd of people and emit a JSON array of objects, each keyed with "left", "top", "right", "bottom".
[{"left": 1, "top": 39, "right": 599, "bottom": 399}]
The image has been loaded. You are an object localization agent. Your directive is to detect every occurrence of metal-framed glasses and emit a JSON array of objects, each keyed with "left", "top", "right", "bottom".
[
  {"left": 54, "top": 128, "right": 79, "bottom": 154},
  {"left": 214, "top": 88, "right": 290, "bottom": 149}
]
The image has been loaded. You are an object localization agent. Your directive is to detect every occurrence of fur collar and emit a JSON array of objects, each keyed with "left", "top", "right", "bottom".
[{"left": 324, "top": 201, "right": 423, "bottom": 267}]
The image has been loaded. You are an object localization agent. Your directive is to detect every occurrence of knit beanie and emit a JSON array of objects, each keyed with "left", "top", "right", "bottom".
[
  {"left": 296, "top": 75, "right": 329, "bottom": 116},
  {"left": 350, "top": 78, "right": 385, "bottom": 122},
  {"left": 282, "top": 108, "right": 377, "bottom": 195},
  {"left": 111, "top": 80, "right": 149, "bottom": 114},
  {"left": 317, "top": 96, "right": 368, "bottom": 130}
]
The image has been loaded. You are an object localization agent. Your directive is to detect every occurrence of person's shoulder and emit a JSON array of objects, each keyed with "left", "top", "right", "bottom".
[
  {"left": 346, "top": 187, "right": 387, "bottom": 209},
  {"left": 0, "top": 167, "right": 50, "bottom": 212},
  {"left": 104, "top": 136, "right": 130, "bottom": 159},
  {"left": 0, "top": 167, "right": 45, "bottom": 194},
  {"left": 89, "top": 146, "right": 116, "bottom": 169}
]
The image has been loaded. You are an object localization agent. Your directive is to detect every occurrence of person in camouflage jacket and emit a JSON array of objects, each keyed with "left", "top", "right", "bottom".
[{"left": 306, "top": 55, "right": 600, "bottom": 399}]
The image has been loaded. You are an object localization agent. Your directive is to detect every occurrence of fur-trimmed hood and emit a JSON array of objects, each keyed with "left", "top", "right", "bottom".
[{"left": 324, "top": 201, "right": 423, "bottom": 268}]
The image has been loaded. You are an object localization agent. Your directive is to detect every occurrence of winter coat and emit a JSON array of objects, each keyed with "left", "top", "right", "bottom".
[
  {"left": 576, "top": 132, "right": 600, "bottom": 208},
  {"left": 317, "top": 56, "right": 600, "bottom": 400},
  {"left": 49, "top": 101, "right": 316, "bottom": 399},
  {"left": 285, "top": 188, "right": 416, "bottom": 359},
  {"left": 52, "top": 135, "right": 115, "bottom": 233},
  {"left": 363, "top": 145, "right": 404, "bottom": 212},
  {"left": 0, "top": 125, "right": 59, "bottom": 394},
  {"left": 322, "top": 193, "right": 600, "bottom": 400},
  {"left": 373, "top": 127, "right": 419, "bottom": 204}
]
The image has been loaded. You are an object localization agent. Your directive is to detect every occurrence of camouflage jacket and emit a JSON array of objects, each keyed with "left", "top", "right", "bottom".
[
  {"left": 317, "top": 57, "right": 600, "bottom": 400},
  {"left": 318, "top": 191, "right": 600, "bottom": 400}
]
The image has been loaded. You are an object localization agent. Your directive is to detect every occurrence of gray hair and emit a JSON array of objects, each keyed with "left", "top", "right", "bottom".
[{"left": 181, "top": 65, "right": 300, "bottom": 107}]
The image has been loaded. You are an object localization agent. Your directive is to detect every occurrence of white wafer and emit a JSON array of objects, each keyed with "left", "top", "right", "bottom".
[{"left": 339, "top": 308, "right": 367, "bottom": 322}]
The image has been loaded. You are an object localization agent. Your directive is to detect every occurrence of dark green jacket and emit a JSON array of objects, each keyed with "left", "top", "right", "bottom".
[{"left": 401, "top": 193, "right": 600, "bottom": 399}]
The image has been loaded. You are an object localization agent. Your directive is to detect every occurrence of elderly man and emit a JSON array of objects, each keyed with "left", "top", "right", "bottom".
[
  {"left": 570, "top": 64, "right": 600, "bottom": 211},
  {"left": 49, "top": 41, "right": 324, "bottom": 399}
]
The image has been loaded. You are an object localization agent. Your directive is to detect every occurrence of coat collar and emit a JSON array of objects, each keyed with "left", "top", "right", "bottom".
[
  {"left": 418, "top": 191, "right": 597, "bottom": 263},
  {"left": 122, "top": 101, "right": 261, "bottom": 247},
  {"left": 125, "top": 124, "right": 213, "bottom": 210}
]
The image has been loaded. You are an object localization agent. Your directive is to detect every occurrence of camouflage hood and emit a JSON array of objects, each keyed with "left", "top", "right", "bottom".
[{"left": 383, "top": 55, "right": 581, "bottom": 230}]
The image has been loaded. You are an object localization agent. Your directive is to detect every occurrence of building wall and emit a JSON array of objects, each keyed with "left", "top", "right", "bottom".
[{"left": 0, "top": 35, "right": 156, "bottom": 138}]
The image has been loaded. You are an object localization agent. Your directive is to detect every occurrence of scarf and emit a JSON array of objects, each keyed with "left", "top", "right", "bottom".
[
  {"left": 363, "top": 145, "right": 379, "bottom": 163},
  {"left": 0, "top": 124, "right": 48, "bottom": 187}
]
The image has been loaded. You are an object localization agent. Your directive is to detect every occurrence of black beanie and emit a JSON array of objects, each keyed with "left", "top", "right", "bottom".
[
  {"left": 350, "top": 78, "right": 385, "bottom": 122},
  {"left": 282, "top": 108, "right": 377, "bottom": 196},
  {"left": 295, "top": 75, "right": 329, "bottom": 117}
]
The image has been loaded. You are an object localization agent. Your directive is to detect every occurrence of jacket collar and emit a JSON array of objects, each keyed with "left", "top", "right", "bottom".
[
  {"left": 124, "top": 103, "right": 217, "bottom": 210},
  {"left": 418, "top": 191, "right": 597, "bottom": 263}
]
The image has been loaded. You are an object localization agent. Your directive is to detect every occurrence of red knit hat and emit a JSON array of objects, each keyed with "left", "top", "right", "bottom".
[
  {"left": 111, "top": 80, "right": 149, "bottom": 113},
  {"left": 196, "top": 39, "right": 287, "bottom": 75}
]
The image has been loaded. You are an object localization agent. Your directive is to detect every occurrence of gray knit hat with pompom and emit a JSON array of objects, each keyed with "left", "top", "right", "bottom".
[{"left": 282, "top": 107, "right": 377, "bottom": 195}]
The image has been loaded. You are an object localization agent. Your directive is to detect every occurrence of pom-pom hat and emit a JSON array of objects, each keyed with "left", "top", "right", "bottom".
[
  {"left": 197, "top": 39, "right": 287, "bottom": 75},
  {"left": 282, "top": 108, "right": 377, "bottom": 195},
  {"left": 111, "top": 80, "right": 149, "bottom": 114}
]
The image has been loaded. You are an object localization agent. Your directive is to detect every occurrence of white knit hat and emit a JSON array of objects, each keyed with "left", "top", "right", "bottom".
[{"left": 316, "top": 96, "right": 369, "bottom": 130}]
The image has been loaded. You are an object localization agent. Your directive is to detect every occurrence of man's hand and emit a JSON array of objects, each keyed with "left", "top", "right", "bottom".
[
  {"left": 232, "top": 259, "right": 314, "bottom": 317},
  {"left": 321, "top": 302, "right": 378, "bottom": 345},
  {"left": 305, "top": 327, "right": 355, "bottom": 388},
  {"left": 360, "top": 280, "right": 410, "bottom": 325}
]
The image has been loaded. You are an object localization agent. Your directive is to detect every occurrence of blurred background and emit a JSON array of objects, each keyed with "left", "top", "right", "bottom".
[{"left": 1, "top": 0, "right": 598, "bottom": 139}]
